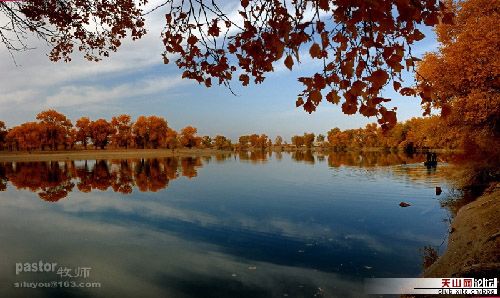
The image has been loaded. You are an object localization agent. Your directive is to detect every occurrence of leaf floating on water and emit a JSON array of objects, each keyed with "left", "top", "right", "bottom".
[{"left": 399, "top": 202, "right": 411, "bottom": 207}]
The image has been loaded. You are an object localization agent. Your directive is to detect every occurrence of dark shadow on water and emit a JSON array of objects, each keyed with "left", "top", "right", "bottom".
[
  {"left": 79, "top": 208, "right": 421, "bottom": 278},
  {"left": 155, "top": 272, "right": 272, "bottom": 298}
]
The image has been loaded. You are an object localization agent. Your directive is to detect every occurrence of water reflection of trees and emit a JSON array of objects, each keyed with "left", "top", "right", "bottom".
[
  {"left": 325, "top": 151, "right": 424, "bottom": 167},
  {"left": 324, "top": 151, "right": 456, "bottom": 188},
  {"left": 292, "top": 150, "right": 315, "bottom": 164},
  {"left": 0, "top": 157, "right": 203, "bottom": 201},
  {"left": 238, "top": 150, "right": 269, "bottom": 163},
  {"left": 0, "top": 162, "right": 7, "bottom": 191},
  {"left": 4, "top": 161, "right": 75, "bottom": 202},
  {"left": 0, "top": 152, "right": 458, "bottom": 202},
  {"left": 323, "top": 151, "right": 457, "bottom": 168}
]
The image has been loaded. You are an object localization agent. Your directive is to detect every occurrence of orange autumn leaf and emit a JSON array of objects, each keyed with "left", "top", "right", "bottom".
[
  {"left": 341, "top": 101, "right": 357, "bottom": 115},
  {"left": 368, "top": 70, "right": 389, "bottom": 88},
  {"left": 393, "top": 81, "right": 402, "bottom": 91},
  {"left": 284, "top": 55, "right": 294, "bottom": 70},
  {"left": 239, "top": 74, "right": 250, "bottom": 86},
  {"left": 309, "top": 90, "right": 322, "bottom": 104},
  {"left": 296, "top": 97, "right": 304, "bottom": 107},
  {"left": 309, "top": 43, "right": 321, "bottom": 59},
  {"left": 303, "top": 101, "right": 315, "bottom": 113},
  {"left": 326, "top": 90, "right": 340, "bottom": 104}
]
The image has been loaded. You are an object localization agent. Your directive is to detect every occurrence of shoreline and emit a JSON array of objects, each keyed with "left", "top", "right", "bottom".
[
  {"left": 0, "top": 149, "right": 234, "bottom": 162},
  {"left": 0, "top": 147, "right": 462, "bottom": 162},
  {"left": 424, "top": 183, "right": 500, "bottom": 278}
]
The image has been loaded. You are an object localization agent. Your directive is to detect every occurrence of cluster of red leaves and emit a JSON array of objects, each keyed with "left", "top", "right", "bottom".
[
  {"left": 4, "top": 0, "right": 455, "bottom": 130},
  {"left": 17, "top": 0, "right": 147, "bottom": 61},
  {"left": 162, "top": 0, "right": 453, "bottom": 129}
]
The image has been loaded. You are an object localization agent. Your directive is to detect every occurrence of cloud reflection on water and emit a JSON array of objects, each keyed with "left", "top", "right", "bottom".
[{"left": 0, "top": 152, "right": 453, "bottom": 297}]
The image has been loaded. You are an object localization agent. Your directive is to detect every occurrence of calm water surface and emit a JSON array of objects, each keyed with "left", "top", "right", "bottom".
[{"left": 0, "top": 152, "right": 453, "bottom": 297}]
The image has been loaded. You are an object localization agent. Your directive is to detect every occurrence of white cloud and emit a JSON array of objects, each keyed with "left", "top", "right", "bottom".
[
  {"left": 45, "top": 76, "right": 188, "bottom": 107},
  {"left": 0, "top": 89, "right": 39, "bottom": 106},
  {"left": 0, "top": 4, "right": 180, "bottom": 124}
]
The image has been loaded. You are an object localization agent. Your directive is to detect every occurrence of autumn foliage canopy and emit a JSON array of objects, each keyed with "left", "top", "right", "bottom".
[
  {"left": 1, "top": 0, "right": 455, "bottom": 129},
  {"left": 416, "top": 0, "right": 499, "bottom": 152},
  {"left": 2, "top": 110, "right": 205, "bottom": 152}
]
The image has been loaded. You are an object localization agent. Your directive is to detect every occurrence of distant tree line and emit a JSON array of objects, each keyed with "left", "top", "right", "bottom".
[
  {"left": 0, "top": 110, "right": 459, "bottom": 153},
  {"left": 0, "top": 110, "right": 210, "bottom": 152},
  {"left": 237, "top": 116, "right": 460, "bottom": 152},
  {"left": 324, "top": 117, "right": 461, "bottom": 152}
]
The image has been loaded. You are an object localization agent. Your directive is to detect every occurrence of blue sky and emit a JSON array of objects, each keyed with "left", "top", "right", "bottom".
[{"left": 0, "top": 2, "right": 438, "bottom": 141}]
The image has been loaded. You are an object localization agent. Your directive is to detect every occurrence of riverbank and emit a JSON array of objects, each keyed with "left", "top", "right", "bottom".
[
  {"left": 275, "top": 146, "right": 461, "bottom": 153},
  {"left": 0, "top": 147, "right": 461, "bottom": 162},
  {"left": 424, "top": 182, "right": 500, "bottom": 278},
  {"left": 0, "top": 149, "right": 234, "bottom": 162}
]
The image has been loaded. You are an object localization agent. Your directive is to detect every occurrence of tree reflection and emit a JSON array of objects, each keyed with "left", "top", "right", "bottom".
[
  {"left": 180, "top": 157, "right": 203, "bottom": 178},
  {"left": 0, "top": 162, "right": 8, "bottom": 191},
  {"left": 292, "top": 150, "right": 315, "bottom": 164},
  {"left": 88, "top": 160, "right": 113, "bottom": 191},
  {"left": 5, "top": 161, "right": 74, "bottom": 202},
  {"left": 111, "top": 160, "right": 134, "bottom": 194},
  {"left": 326, "top": 151, "right": 427, "bottom": 168},
  {"left": 238, "top": 150, "right": 268, "bottom": 163},
  {"left": 0, "top": 152, "right": 457, "bottom": 202},
  {"left": 135, "top": 159, "right": 169, "bottom": 192},
  {"left": 0, "top": 157, "right": 205, "bottom": 201},
  {"left": 76, "top": 161, "right": 93, "bottom": 193},
  {"left": 214, "top": 153, "right": 232, "bottom": 163}
]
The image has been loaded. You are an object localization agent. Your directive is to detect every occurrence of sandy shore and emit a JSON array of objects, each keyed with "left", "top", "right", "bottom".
[
  {"left": 424, "top": 183, "right": 500, "bottom": 278},
  {"left": 0, "top": 149, "right": 234, "bottom": 162}
]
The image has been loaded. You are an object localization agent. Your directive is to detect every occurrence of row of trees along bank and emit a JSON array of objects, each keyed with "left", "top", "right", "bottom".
[{"left": 0, "top": 110, "right": 461, "bottom": 152}]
